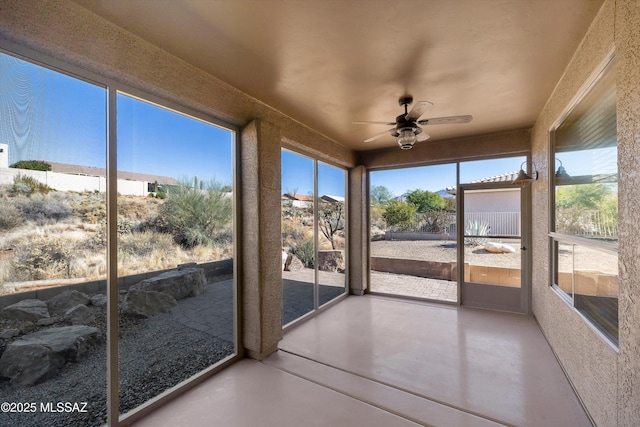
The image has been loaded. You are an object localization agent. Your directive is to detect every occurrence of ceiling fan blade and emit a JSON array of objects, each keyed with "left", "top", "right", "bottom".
[
  {"left": 418, "top": 115, "right": 473, "bottom": 125},
  {"left": 416, "top": 132, "right": 430, "bottom": 142},
  {"left": 364, "top": 128, "right": 395, "bottom": 143},
  {"left": 352, "top": 120, "right": 397, "bottom": 126},
  {"left": 405, "top": 101, "right": 433, "bottom": 120}
]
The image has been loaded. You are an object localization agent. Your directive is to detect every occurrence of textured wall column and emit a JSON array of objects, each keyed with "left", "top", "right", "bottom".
[
  {"left": 348, "top": 165, "right": 368, "bottom": 295},
  {"left": 616, "top": 0, "right": 640, "bottom": 424},
  {"left": 241, "top": 120, "right": 282, "bottom": 360}
]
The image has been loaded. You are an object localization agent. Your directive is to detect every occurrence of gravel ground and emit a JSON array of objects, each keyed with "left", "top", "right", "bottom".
[
  {"left": 0, "top": 294, "right": 234, "bottom": 427},
  {"left": 371, "top": 239, "right": 522, "bottom": 268}
]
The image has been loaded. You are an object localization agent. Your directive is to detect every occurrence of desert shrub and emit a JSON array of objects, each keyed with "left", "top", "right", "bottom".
[
  {"left": 159, "top": 178, "right": 232, "bottom": 248},
  {"left": 10, "top": 235, "right": 73, "bottom": 280},
  {"left": 11, "top": 174, "right": 51, "bottom": 195},
  {"left": 155, "top": 191, "right": 167, "bottom": 199},
  {"left": 0, "top": 201, "right": 22, "bottom": 230},
  {"left": 290, "top": 236, "right": 315, "bottom": 268},
  {"left": 10, "top": 160, "right": 52, "bottom": 171},
  {"left": 118, "top": 218, "right": 133, "bottom": 234},
  {"left": 118, "top": 230, "right": 175, "bottom": 259},
  {"left": 419, "top": 210, "right": 455, "bottom": 233},
  {"left": 71, "top": 192, "right": 106, "bottom": 224},
  {"left": 14, "top": 193, "right": 73, "bottom": 223},
  {"left": 370, "top": 204, "right": 387, "bottom": 230},
  {"left": 282, "top": 217, "right": 306, "bottom": 246}
]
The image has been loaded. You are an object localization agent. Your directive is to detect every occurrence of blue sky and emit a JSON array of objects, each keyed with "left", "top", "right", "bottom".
[
  {"left": 1, "top": 51, "right": 615, "bottom": 197},
  {"left": 371, "top": 157, "right": 527, "bottom": 197},
  {"left": 281, "top": 149, "right": 346, "bottom": 197},
  {"left": 0, "top": 51, "right": 233, "bottom": 185}
]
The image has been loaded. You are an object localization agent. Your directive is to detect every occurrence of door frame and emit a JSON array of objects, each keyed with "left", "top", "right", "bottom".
[{"left": 456, "top": 181, "right": 532, "bottom": 314}]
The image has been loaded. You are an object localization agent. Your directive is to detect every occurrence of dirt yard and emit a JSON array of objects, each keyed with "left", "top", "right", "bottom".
[{"left": 370, "top": 239, "right": 522, "bottom": 269}]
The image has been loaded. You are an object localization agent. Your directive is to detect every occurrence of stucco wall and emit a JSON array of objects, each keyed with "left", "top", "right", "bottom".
[
  {"left": 613, "top": 1, "right": 640, "bottom": 425},
  {"left": 359, "top": 128, "right": 530, "bottom": 170},
  {"left": 530, "top": 0, "right": 640, "bottom": 425}
]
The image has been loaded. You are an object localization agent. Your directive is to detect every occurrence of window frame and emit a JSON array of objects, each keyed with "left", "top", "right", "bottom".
[
  {"left": 548, "top": 50, "right": 619, "bottom": 349},
  {"left": 0, "top": 42, "right": 242, "bottom": 426},
  {"left": 280, "top": 147, "right": 349, "bottom": 329}
]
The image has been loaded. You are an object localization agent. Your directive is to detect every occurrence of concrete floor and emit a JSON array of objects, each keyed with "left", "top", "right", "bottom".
[
  {"left": 130, "top": 295, "right": 592, "bottom": 427},
  {"left": 370, "top": 271, "right": 458, "bottom": 302}
]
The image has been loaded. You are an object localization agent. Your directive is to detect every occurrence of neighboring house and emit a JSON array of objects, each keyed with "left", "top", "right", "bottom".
[
  {"left": 282, "top": 193, "right": 314, "bottom": 208},
  {"left": 282, "top": 193, "right": 345, "bottom": 208},
  {"left": 320, "top": 194, "right": 344, "bottom": 204}
]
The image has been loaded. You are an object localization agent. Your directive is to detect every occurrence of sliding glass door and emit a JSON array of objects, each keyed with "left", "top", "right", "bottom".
[{"left": 281, "top": 149, "right": 347, "bottom": 326}]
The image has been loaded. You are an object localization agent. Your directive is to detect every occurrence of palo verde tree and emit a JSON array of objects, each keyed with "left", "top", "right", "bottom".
[
  {"left": 318, "top": 200, "right": 345, "bottom": 249},
  {"left": 370, "top": 185, "right": 394, "bottom": 205},
  {"left": 160, "top": 177, "right": 232, "bottom": 248}
]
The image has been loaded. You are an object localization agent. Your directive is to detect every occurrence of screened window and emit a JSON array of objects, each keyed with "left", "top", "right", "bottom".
[
  {"left": 551, "top": 57, "right": 618, "bottom": 345},
  {"left": 0, "top": 49, "right": 237, "bottom": 426}
]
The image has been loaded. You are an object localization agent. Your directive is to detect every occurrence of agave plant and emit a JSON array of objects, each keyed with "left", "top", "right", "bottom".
[{"left": 464, "top": 220, "right": 491, "bottom": 246}]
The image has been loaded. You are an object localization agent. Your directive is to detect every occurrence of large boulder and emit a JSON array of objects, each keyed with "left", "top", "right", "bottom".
[
  {"left": 121, "top": 289, "right": 178, "bottom": 319},
  {"left": 46, "top": 290, "right": 91, "bottom": 316},
  {"left": 484, "top": 242, "right": 516, "bottom": 254},
  {"left": 317, "top": 250, "right": 345, "bottom": 272},
  {"left": 129, "top": 268, "right": 206, "bottom": 300},
  {"left": 0, "top": 325, "right": 101, "bottom": 386},
  {"left": 64, "top": 304, "right": 95, "bottom": 325},
  {"left": 1, "top": 299, "right": 50, "bottom": 322},
  {"left": 284, "top": 254, "right": 305, "bottom": 272},
  {"left": 90, "top": 293, "right": 108, "bottom": 307}
]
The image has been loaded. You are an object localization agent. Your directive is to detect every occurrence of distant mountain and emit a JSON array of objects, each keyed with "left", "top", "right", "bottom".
[{"left": 437, "top": 189, "right": 455, "bottom": 199}]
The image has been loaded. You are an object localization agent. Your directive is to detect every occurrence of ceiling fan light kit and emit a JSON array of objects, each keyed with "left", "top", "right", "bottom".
[
  {"left": 354, "top": 95, "right": 472, "bottom": 150},
  {"left": 397, "top": 128, "right": 417, "bottom": 150}
]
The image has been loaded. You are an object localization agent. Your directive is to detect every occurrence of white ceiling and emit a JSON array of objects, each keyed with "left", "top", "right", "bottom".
[{"left": 74, "top": 0, "right": 604, "bottom": 151}]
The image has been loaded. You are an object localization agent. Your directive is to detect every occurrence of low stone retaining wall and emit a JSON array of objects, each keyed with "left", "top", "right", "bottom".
[
  {"left": 372, "top": 257, "right": 617, "bottom": 297},
  {"left": 557, "top": 270, "right": 618, "bottom": 297},
  {"left": 0, "top": 258, "right": 233, "bottom": 309},
  {"left": 371, "top": 257, "right": 460, "bottom": 281},
  {"left": 469, "top": 265, "right": 521, "bottom": 287},
  {"left": 384, "top": 232, "right": 452, "bottom": 241}
]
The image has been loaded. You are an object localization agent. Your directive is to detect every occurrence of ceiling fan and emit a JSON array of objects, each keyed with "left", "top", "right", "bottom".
[{"left": 353, "top": 96, "right": 473, "bottom": 150}]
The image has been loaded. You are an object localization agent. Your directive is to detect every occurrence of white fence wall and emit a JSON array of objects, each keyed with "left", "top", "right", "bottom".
[
  {"left": 0, "top": 167, "right": 150, "bottom": 196},
  {"left": 465, "top": 212, "right": 521, "bottom": 236}
]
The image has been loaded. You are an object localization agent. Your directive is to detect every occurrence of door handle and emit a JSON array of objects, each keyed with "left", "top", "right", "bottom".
[{"left": 521, "top": 246, "right": 527, "bottom": 250}]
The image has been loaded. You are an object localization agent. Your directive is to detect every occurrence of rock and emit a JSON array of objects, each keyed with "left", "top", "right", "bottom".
[
  {"left": 64, "top": 304, "right": 95, "bottom": 325},
  {"left": 1, "top": 299, "right": 50, "bottom": 322},
  {"left": 317, "top": 250, "right": 345, "bottom": 272},
  {"left": 121, "top": 289, "right": 177, "bottom": 319},
  {"left": 20, "top": 321, "right": 35, "bottom": 334},
  {"left": 46, "top": 290, "right": 91, "bottom": 316},
  {"left": 130, "top": 268, "right": 206, "bottom": 300},
  {"left": 0, "top": 329, "right": 20, "bottom": 339},
  {"left": 0, "top": 325, "right": 101, "bottom": 386},
  {"left": 36, "top": 318, "right": 57, "bottom": 326},
  {"left": 90, "top": 294, "right": 108, "bottom": 307},
  {"left": 484, "top": 242, "right": 516, "bottom": 254},
  {"left": 284, "top": 254, "right": 305, "bottom": 272}
]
